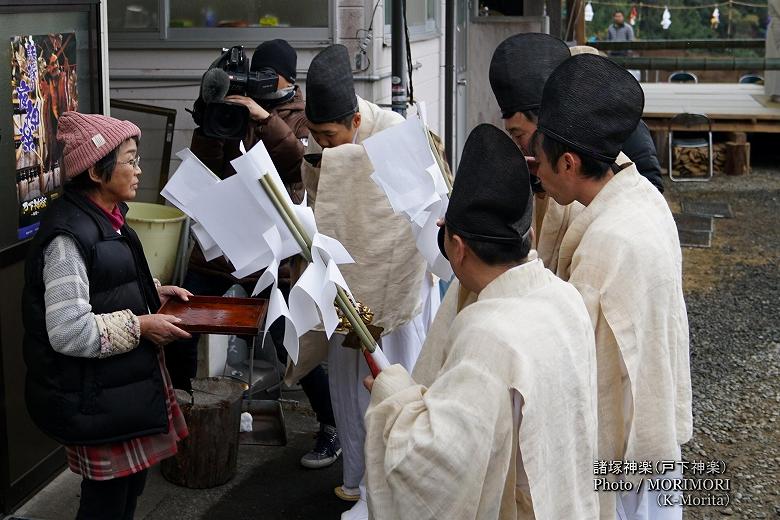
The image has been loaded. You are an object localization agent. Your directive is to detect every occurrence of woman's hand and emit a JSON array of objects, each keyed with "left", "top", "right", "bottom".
[
  {"left": 138, "top": 314, "right": 191, "bottom": 346},
  {"left": 157, "top": 285, "right": 193, "bottom": 307}
]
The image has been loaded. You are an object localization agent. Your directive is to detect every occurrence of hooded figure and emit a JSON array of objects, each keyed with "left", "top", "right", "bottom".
[
  {"left": 534, "top": 54, "right": 692, "bottom": 520},
  {"left": 294, "top": 44, "right": 432, "bottom": 520},
  {"left": 365, "top": 124, "right": 599, "bottom": 520}
]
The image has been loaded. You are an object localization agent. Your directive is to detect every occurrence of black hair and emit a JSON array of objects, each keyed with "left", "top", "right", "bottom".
[
  {"left": 502, "top": 108, "right": 539, "bottom": 122},
  {"left": 521, "top": 108, "right": 539, "bottom": 123},
  {"left": 532, "top": 130, "right": 611, "bottom": 180},
  {"left": 613, "top": 9, "right": 625, "bottom": 15},
  {"left": 448, "top": 228, "right": 532, "bottom": 266},
  {"left": 67, "top": 136, "right": 139, "bottom": 191},
  {"left": 332, "top": 109, "right": 359, "bottom": 129}
]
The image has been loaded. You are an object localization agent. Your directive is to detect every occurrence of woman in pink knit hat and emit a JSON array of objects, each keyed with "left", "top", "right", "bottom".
[{"left": 22, "top": 111, "right": 192, "bottom": 519}]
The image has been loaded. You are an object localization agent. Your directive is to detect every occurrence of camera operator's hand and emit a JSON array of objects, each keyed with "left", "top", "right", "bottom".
[{"left": 225, "top": 95, "right": 270, "bottom": 122}]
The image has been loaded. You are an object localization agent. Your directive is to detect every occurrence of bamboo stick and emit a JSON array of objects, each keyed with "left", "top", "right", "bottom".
[
  {"left": 259, "top": 176, "right": 312, "bottom": 262},
  {"left": 257, "top": 175, "right": 379, "bottom": 354},
  {"left": 260, "top": 176, "right": 376, "bottom": 349},
  {"left": 425, "top": 127, "right": 453, "bottom": 194}
]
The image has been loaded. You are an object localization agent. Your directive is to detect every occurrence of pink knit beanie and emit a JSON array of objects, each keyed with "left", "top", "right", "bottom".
[{"left": 57, "top": 111, "right": 141, "bottom": 180}]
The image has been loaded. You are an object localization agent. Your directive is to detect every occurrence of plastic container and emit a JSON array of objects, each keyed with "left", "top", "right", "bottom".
[{"left": 126, "top": 202, "right": 186, "bottom": 284}]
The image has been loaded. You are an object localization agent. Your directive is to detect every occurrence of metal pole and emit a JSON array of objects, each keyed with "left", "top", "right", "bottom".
[
  {"left": 549, "top": 0, "right": 563, "bottom": 39},
  {"left": 247, "top": 336, "right": 256, "bottom": 398},
  {"left": 391, "top": 0, "right": 407, "bottom": 116},
  {"left": 444, "top": 0, "right": 455, "bottom": 165},
  {"left": 727, "top": 0, "right": 733, "bottom": 39},
  {"left": 565, "top": 0, "right": 575, "bottom": 41}
]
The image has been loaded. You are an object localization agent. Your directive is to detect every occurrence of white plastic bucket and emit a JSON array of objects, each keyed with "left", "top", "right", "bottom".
[{"left": 126, "top": 202, "right": 186, "bottom": 284}]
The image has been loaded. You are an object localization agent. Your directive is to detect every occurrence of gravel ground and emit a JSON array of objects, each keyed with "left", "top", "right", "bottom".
[{"left": 664, "top": 167, "right": 780, "bottom": 519}]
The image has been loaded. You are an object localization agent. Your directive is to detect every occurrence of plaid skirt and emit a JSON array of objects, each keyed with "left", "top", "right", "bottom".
[{"left": 65, "top": 350, "right": 189, "bottom": 481}]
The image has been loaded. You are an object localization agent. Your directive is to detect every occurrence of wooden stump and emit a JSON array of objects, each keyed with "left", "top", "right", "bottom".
[
  {"left": 161, "top": 377, "right": 245, "bottom": 488},
  {"left": 726, "top": 132, "right": 748, "bottom": 145},
  {"left": 725, "top": 141, "right": 751, "bottom": 176}
]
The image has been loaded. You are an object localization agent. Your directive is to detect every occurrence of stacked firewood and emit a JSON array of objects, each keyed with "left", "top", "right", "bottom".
[{"left": 672, "top": 143, "right": 727, "bottom": 177}]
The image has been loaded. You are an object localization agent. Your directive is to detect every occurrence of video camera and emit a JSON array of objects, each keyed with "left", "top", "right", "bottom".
[
  {"left": 196, "top": 46, "right": 279, "bottom": 139},
  {"left": 213, "top": 45, "right": 278, "bottom": 99}
]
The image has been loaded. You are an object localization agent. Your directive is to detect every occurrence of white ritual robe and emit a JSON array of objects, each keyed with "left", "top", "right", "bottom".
[
  {"left": 293, "top": 97, "right": 429, "bottom": 494},
  {"left": 533, "top": 152, "right": 631, "bottom": 272},
  {"left": 365, "top": 255, "right": 599, "bottom": 520},
  {"left": 555, "top": 164, "right": 692, "bottom": 520},
  {"left": 301, "top": 96, "right": 426, "bottom": 335},
  {"left": 534, "top": 195, "right": 583, "bottom": 272}
]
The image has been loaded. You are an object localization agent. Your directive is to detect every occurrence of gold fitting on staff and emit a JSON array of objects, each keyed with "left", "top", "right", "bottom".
[{"left": 335, "top": 300, "right": 375, "bottom": 333}]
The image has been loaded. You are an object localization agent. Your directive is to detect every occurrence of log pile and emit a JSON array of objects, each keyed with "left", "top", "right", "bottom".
[{"left": 672, "top": 143, "right": 727, "bottom": 177}]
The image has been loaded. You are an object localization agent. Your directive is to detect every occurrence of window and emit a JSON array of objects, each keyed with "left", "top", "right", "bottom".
[
  {"left": 384, "top": 0, "right": 439, "bottom": 39},
  {"left": 108, "top": 0, "right": 330, "bottom": 45},
  {"left": 108, "top": 0, "right": 160, "bottom": 32},
  {"left": 476, "top": 0, "right": 524, "bottom": 17},
  {"left": 168, "top": 0, "right": 328, "bottom": 29}
]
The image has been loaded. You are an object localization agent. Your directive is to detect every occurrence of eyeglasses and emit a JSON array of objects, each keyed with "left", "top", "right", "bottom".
[{"left": 119, "top": 155, "right": 141, "bottom": 170}]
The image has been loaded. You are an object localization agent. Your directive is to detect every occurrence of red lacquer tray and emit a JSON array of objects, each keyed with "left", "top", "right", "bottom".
[{"left": 158, "top": 296, "right": 268, "bottom": 336}]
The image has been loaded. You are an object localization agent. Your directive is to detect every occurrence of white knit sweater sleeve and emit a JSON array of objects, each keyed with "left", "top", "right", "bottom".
[{"left": 42, "top": 234, "right": 141, "bottom": 358}]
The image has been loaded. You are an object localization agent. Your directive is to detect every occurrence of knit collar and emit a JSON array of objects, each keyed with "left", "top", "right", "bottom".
[
  {"left": 259, "top": 85, "right": 297, "bottom": 109},
  {"left": 85, "top": 195, "right": 126, "bottom": 231}
]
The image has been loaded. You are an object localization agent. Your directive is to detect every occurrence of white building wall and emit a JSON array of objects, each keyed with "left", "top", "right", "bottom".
[{"left": 107, "top": 0, "right": 446, "bottom": 174}]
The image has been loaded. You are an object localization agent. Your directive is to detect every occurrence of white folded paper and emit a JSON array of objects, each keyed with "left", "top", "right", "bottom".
[
  {"left": 161, "top": 149, "right": 220, "bottom": 218},
  {"left": 160, "top": 141, "right": 378, "bottom": 366},
  {"left": 363, "top": 116, "right": 453, "bottom": 280}
]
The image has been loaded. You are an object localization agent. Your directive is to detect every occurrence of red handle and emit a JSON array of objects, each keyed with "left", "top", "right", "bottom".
[{"left": 363, "top": 349, "right": 382, "bottom": 378}]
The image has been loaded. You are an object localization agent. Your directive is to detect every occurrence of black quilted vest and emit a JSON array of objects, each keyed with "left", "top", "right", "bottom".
[{"left": 22, "top": 190, "right": 168, "bottom": 445}]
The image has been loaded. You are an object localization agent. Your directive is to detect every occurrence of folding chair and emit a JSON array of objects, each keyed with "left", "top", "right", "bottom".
[
  {"left": 668, "top": 71, "right": 698, "bottom": 83},
  {"left": 739, "top": 73, "right": 764, "bottom": 85}
]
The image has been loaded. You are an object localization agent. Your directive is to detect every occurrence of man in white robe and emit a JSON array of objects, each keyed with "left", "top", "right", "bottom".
[
  {"left": 488, "top": 33, "right": 663, "bottom": 271},
  {"left": 363, "top": 124, "right": 599, "bottom": 520},
  {"left": 294, "top": 44, "right": 429, "bottom": 520},
  {"left": 533, "top": 54, "right": 692, "bottom": 520}
]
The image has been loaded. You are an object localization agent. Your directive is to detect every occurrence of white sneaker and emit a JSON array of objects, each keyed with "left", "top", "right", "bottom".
[{"left": 341, "top": 498, "right": 368, "bottom": 520}]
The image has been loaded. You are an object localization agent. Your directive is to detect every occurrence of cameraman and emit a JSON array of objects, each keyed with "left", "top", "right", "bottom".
[
  {"left": 169, "top": 40, "right": 342, "bottom": 470},
  {"left": 190, "top": 39, "right": 307, "bottom": 193}
]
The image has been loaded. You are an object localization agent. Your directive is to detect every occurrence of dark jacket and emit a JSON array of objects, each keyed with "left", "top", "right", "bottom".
[
  {"left": 190, "top": 88, "right": 308, "bottom": 184},
  {"left": 188, "top": 88, "right": 308, "bottom": 283},
  {"left": 624, "top": 120, "right": 664, "bottom": 193},
  {"left": 23, "top": 190, "right": 168, "bottom": 445}
]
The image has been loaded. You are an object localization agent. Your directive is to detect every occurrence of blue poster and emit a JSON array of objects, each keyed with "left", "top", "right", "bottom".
[{"left": 10, "top": 33, "right": 78, "bottom": 240}]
